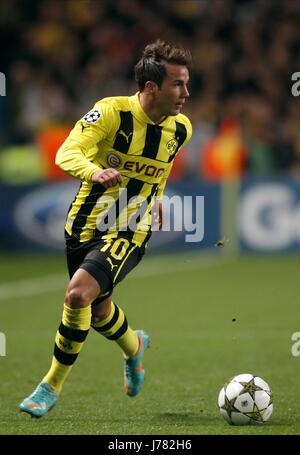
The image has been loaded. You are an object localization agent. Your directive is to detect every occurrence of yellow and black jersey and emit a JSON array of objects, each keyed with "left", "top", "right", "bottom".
[{"left": 56, "top": 92, "right": 192, "bottom": 247}]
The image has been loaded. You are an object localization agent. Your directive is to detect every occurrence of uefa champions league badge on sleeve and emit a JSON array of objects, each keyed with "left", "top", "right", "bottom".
[{"left": 82, "top": 109, "right": 101, "bottom": 123}]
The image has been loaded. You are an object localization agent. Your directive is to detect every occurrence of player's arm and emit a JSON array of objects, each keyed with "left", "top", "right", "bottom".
[
  {"left": 154, "top": 165, "right": 172, "bottom": 230},
  {"left": 55, "top": 104, "right": 122, "bottom": 187},
  {"left": 157, "top": 200, "right": 163, "bottom": 230},
  {"left": 151, "top": 198, "right": 163, "bottom": 230},
  {"left": 155, "top": 117, "right": 192, "bottom": 229}
]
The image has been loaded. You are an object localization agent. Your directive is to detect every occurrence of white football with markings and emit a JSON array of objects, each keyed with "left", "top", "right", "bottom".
[{"left": 218, "top": 373, "right": 273, "bottom": 425}]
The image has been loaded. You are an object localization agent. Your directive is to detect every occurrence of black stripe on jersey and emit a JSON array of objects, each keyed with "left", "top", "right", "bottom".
[
  {"left": 168, "top": 121, "right": 187, "bottom": 163},
  {"left": 141, "top": 230, "right": 152, "bottom": 249},
  {"left": 95, "top": 178, "right": 145, "bottom": 235},
  {"left": 71, "top": 184, "right": 106, "bottom": 238},
  {"left": 130, "top": 183, "right": 158, "bottom": 233},
  {"left": 139, "top": 184, "right": 159, "bottom": 248},
  {"left": 113, "top": 111, "right": 134, "bottom": 153},
  {"left": 142, "top": 124, "right": 163, "bottom": 159},
  {"left": 54, "top": 344, "right": 79, "bottom": 365},
  {"left": 118, "top": 178, "right": 145, "bottom": 234},
  {"left": 66, "top": 182, "right": 82, "bottom": 220},
  {"left": 58, "top": 323, "right": 89, "bottom": 343}
]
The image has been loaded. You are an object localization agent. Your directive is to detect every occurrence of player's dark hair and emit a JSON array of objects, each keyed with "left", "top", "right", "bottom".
[{"left": 134, "top": 39, "right": 192, "bottom": 91}]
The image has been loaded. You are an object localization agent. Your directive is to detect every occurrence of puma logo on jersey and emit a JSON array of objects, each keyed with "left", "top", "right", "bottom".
[
  {"left": 119, "top": 130, "right": 133, "bottom": 143},
  {"left": 106, "top": 257, "right": 118, "bottom": 271},
  {"left": 81, "top": 122, "right": 90, "bottom": 133}
]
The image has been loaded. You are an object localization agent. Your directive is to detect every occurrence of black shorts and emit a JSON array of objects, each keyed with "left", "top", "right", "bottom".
[{"left": 65, "top": 232, "right": 145, "bottom": 302}]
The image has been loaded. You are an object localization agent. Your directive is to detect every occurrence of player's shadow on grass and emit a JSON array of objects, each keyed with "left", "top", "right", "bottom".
[
  {"left": 154, "top": 411, "right": 217, "bottom": 425},
  {"left": 154, "top": 412, "right": 289, "bottom": 428}
]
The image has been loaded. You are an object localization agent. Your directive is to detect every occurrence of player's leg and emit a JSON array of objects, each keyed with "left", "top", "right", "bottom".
[
  {"left": 42, "top": 268, "right": 100, "bottom": 389},
  {"left": 91, "top": 297, "right": 149, "bottom": 397},
  {"left": 91, "top": 296, "right": 139, "bottom": 358},
  {"left": 20, "top": 268, "right": 100, "bottom": 417}
]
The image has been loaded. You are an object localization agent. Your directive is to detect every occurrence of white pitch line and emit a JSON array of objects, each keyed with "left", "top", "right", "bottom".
[
  {"left": 0, "top": 273, "right": 67, "bottom": 300},
  {"left": 0, "top": 256, "right": 230, "bottom": 300}
]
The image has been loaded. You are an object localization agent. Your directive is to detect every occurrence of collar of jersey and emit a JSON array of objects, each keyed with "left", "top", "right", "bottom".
[{"left": 130, "top": 92, "right": 169, "bottom": 126}]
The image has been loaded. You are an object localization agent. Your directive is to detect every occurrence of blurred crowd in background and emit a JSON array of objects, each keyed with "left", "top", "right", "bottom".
[{"left": 1, "top": 0, "right": 300, "bottom": 184}]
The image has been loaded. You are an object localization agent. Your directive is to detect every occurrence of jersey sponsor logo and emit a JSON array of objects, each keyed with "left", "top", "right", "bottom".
[
  {"left": 123, "top": 161, "right": 165, "bottom": 178},
  {"left": 107, "top": 153, "right": 122, "bottom": 168},
  {"left": 166, "top": 137, "right": 179, "bottom": 156},
  {"left": 106, "top": 154, "right": 165, "bottom": 178},
  {"left": 83, "top": 109, "right": 101, "bottom": 123}
]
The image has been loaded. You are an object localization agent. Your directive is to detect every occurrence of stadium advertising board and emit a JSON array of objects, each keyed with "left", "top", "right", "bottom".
[
  {"left": 1, "top": 179, "right": 298, "bottom": 253},
  {"left": 0, "top": 182, "right": 220, "bottom": 252},
  {"left": 238, "top": 179, "right": 300, "bottom": 252}
]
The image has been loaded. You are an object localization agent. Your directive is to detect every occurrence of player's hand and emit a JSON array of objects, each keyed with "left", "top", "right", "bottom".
[
  {"left": 152, "top": 200, "right": 163, "bottom": 230},
  {"left": 158, "top": 201, "right": 163, "bottom": 230},
  {"left": 91, "top": 168, "right": 122, "bottom": 188}
]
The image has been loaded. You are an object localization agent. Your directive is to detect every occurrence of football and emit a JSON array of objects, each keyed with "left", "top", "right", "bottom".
[{"left": 218, "top": 373, "right": 273, "bottom": 425}]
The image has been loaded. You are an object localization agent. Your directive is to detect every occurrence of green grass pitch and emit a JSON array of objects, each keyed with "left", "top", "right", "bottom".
[{"left": 0, "top": 251, "right": 299, "bottom": 435}]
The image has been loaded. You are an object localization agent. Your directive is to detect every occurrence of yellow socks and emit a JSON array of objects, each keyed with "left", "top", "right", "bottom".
[
  {"left": 92, "top": 302, "right": 138, "bottom": 357},
  {"left": 43, "top": 304, "right": 91, "bottom": 392}
]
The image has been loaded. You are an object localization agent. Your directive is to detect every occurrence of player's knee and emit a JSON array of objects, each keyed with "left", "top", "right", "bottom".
[{"left": 65, "top": 287, "right": 93, "bottom": 308}]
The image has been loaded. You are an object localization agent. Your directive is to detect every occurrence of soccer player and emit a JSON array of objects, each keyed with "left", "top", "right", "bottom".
[{"left": 20, "top": 39, "right": 192, "bottom": 417}]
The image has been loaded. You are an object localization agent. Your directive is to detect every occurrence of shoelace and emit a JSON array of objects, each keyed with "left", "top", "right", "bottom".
[
  {"left": 32, "top": 385, "right": 53, "bottom": 402},
  {"left": 125, "top": 361, "right": 140, "bottom": 381}
]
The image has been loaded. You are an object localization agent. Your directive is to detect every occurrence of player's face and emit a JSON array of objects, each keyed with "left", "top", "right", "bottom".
[{"left": 156, "top": 63, "right": 190, "bottom": 116}]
